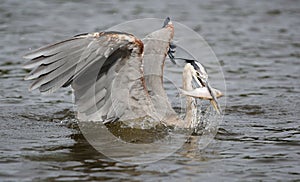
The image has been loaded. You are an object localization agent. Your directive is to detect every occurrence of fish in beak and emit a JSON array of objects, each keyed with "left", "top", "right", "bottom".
[
  {"left": 165, "top": 34, "right": 223, "bottom": 114},
  {"left": 180, "top": 78, "right": 223, "bottom": 114},
  {"left": 180, "top": 60, "right": 223, "bottom": 114}
]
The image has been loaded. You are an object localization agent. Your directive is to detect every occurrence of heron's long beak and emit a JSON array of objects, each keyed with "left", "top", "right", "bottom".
[{"left": 205, "top": 81, "right": 222, "bottom": 114}]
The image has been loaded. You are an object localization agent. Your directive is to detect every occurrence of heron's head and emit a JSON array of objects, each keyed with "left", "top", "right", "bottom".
[
  {"left": 163, "top": 17, "right": 173, "bottom": 28},
  {"left": 184, "top": 60, "right": 223, "bottom": 114}
]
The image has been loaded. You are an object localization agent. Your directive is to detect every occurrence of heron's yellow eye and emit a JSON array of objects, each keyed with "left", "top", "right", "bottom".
[{"left": 196, "top": 72, "right": 200, "bottom": 77}]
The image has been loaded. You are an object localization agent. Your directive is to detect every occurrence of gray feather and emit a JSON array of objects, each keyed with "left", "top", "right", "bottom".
[
  {"left": 23, "top": 37, "right": 88, "bottom": 59},
  {"left": 24, "top": 31, "right": 147, "bottom": 124}
]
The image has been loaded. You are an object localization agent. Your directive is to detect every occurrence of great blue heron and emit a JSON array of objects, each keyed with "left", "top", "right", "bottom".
[{"left": 23, "top": 18, "right": 222, "bottom": 129}]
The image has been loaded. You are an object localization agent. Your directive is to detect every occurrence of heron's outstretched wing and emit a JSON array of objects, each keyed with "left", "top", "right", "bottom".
[
  {"left": 23, "top": 32, "right": 143, "bottom": 93},
  {"left": 23, "top": 32, "right": 147, "bottom": 122}
]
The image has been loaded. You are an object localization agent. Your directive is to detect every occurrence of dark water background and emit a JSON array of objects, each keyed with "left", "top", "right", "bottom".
[{"left": 0, "top": 0, "right": 299, "bottom": 181}]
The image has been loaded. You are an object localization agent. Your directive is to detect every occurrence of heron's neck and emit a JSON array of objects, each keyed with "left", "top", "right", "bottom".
[{"left": 183, "top": 65, "right": 197, "bottom": 128}]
